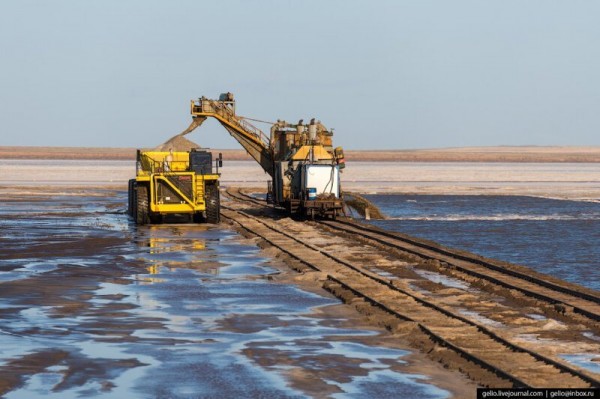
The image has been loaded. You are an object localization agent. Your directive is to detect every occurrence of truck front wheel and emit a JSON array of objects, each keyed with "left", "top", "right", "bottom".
[{"left": 136, "top": 185, "right": 150, "bottom": 225}]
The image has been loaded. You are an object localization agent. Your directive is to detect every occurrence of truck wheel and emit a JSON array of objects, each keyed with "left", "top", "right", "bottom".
[
  {"left": 136, "top": 185, "right": 150, "bottom": 225},
  {"left": 205, "top": 184, "right": 220, "bottom": 224}
]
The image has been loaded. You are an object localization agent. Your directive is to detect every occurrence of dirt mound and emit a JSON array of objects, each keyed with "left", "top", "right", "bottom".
[
  {"left": 154, "top": 118, "right": 205, "bottom": 152},
  {"left": 154, "top": 134, "right": 200, "bottom": 152}
]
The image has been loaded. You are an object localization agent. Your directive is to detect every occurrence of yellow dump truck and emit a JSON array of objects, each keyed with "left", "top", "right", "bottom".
[{"left": 128, "top": 149, "right": 222, "bottom": 224}]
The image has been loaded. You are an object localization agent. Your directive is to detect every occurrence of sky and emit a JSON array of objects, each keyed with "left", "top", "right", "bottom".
[{"left": 0, "top": 0, "right": 599, "bottom": 150}]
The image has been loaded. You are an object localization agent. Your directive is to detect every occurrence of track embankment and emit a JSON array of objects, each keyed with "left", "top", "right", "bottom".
[{"left": 221, "top": 188, "right": 600, "bottom": 389}]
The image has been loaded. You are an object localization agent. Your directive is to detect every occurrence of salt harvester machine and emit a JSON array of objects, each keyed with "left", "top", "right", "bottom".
[{"left": 187, "top": 93, "right": 346, "bottom": 218}]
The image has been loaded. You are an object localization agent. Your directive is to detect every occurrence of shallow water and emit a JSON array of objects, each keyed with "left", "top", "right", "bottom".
[
  {"left": 560, "top": 354, "right": 600, "bottom": 374},
  {"left": 365, "top": 194, "right": 600, "bottom": 291},
  {"left": 0, "top": 190, "right": 449, "bottom": 398}
]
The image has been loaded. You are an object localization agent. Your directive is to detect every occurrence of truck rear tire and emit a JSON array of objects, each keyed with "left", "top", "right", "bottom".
[
  {"left": 136, "top": 185, "right": 150, "bottom": 225},
  {"left": 205, "top": 184, "right": 220, "bottom": 224}
]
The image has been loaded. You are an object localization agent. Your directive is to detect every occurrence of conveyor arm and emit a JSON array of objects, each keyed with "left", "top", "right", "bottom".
[{"left": 190, "top": 97, "right": 274, "bottom": 177}]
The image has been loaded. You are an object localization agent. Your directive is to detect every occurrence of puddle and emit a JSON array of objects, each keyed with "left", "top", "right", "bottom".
[
  {"left": 0, "top": 258, "right": 108, "bottom": 283},
  {"left": 458, "top": 309, "right": 505, "bottom": 329},
  {"left": 527, "top": 313, "right": 547, "bottom": 321},
  {"left": 0, "top": 331, "right": 48, "bottom": 366},
  {"left": 369, "top": 267, "right": 397, "bottom": 279},
  {"left": 5, "top": 347, "right": 156, "bottom": 399},
  {"left": 583, "top": 331, "right": 600, "bottom": 342},
  {"left": 413, "top": 269, "right": 471, "bottom": 290},
  {"left": 408, "top": 282, "right": 432, "bottom": 295},
  {"left": 329, "top": 369, "right": 449, "bottom": 399},
  {"left": 249, "top": 192, "right": 267, "bottom": 201},
  {"left": 5, "top": 371, "right": 66, "bottom": 398},
  {"left": 560, "top": 353, "right": 600, "bottom": 374}
]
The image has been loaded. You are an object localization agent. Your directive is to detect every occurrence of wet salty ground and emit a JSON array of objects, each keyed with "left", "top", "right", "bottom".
[{"left": 0, "top": 188, "right": 461, "bottom": 398}]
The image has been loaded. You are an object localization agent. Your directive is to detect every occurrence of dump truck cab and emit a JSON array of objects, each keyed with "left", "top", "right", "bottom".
[{"left": 128, "top": 149, "right": 221, "bottom": 225}]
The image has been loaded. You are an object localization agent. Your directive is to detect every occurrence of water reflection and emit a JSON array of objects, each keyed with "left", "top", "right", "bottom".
[{"left": 1, "top": 191, "right": 451, "bottom": 398}]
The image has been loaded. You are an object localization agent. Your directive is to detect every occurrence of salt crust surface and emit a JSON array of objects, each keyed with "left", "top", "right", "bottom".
[{"left": 0, "top": 160, "right": 598, "bottom": 200}]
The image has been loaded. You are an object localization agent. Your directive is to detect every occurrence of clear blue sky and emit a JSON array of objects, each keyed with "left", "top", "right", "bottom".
[{"left": 1, "top": 1, "right": 598, "bottom": 150}]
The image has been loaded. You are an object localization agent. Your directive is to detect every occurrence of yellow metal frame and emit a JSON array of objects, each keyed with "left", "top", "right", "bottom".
[
  {"left": 291, "top": 145, "right": 334, "bottom": 161},
  {"left": 136, "top": 168, "right": 219, "bottom": 215},
  {"left": 137, "top": 151, "right": 191, "bottom": 175}
]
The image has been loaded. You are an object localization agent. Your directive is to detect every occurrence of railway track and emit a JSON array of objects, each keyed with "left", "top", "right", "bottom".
[
  {"left": 227, "top": 188, "right": 600, "bottom": 323},
  {"left": 222, "top": 187, "right": 600, "bottom": 388},
  {"left": 319, "top": 219, "right": 600, "bottom": 319}
]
